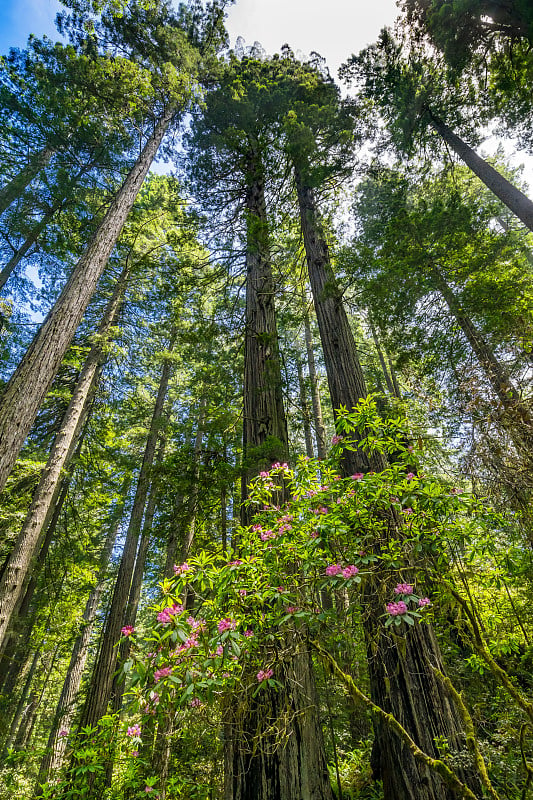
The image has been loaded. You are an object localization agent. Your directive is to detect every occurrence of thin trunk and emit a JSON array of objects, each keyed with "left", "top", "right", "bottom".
[
  {"left": 0, "top": 161, "right": 92, "bottom": 290},
  {"left": 34, "top": 494, "right": 127, "bottom": 795},
  {"left": 78, "top": 344, "right": 173, "bottom": 733},
  {"left": 0, "top": 265, "right": 130, "bottom": 649},
  {"left": 0, "top": 107, "right": 174, "bottom": 493},
  {"left": 295, "top": 168, "right": 481, "bottom": 800},
  {"left": 296, "top": 357, "right": 314, "bottom": 458},
  {"left": 369, "top": 317, "right": 396, "bottom": 397},
  {"left": 180, "top": 396, "right": 207, "bottom": 561},
  {"left": 387, "top": 351, "right": 401, "bottom": 399},
  {"left": 428, "top": 113, "right": 533, "bottom": 233},
  {"left": 1, "top": 649, "right": 40, "bottom": 758},
  {"left": 0, "top": 202, "right": 60, "bottom": 290},
  {"left": 303, "top": 311, "right": 327, "bottom": 459},
  {"left": 432, "top": 265, "right": 533, "bottom": 439},
  {"left": 111, "top": 437, "right": 166, "bottom": 716},
  {"left": 0, "top": 145, "right": 55, "bottom": 216}
]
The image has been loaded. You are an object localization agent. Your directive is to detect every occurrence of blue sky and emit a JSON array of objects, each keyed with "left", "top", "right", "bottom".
[{"left": 0, "top": 0, "right": 62, "bottom": 53}]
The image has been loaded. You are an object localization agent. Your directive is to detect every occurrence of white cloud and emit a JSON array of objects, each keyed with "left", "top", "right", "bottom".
[{"left": 225, "top": 0, "right": 399, "bottom": 77}]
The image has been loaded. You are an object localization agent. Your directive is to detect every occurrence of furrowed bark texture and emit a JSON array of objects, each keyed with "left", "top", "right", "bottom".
[
  {"left": 78, "top": 348, "right": 173, "bottom": 734},
  {"left": 0, "top": 107, "right": 174, "bottom": 493},
  {"left": 429, "top": 114, "right": 533, "bottom": 233},
  {"left": 241, "top": 148, "right": 289, "bottom": 517},
  {"left": 0, "top": 145, "right": 55, "bottom": 216},
  {"left": 295, "top": 170, "right": 481, "bottom": 800},
  {"left": 225, "top": 643, "right": 333, "bottom": 800},
  {"left": 227, "top": 149, "right": 332, "bottom": 800},
  {"left": 34, "top": 490, "right": 128, "bottom": 794},
  {"left": 0, "top": 266, "right": 130, "bottom": 650}
]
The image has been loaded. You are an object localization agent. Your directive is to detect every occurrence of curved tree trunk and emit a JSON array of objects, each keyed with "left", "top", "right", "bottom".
[
  {"left": 0, "top": 146, "right": 55, "bottom": 217},
  {"left": 295, "top": 168, "right": 481, "bottom": 800},
  {"left": 0, "top": 106, "right": 175, "bottom": 493},
  {"left": 0, "top": 265, "right": 130, "bottom": 649},
  {"left": 428, "top": 113, "right": 533, "bottom": 233}
]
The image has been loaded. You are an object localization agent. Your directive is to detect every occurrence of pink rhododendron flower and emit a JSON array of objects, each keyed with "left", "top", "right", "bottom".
[
  {"left": 259, "top": 471, "right": 269, "bottom": 478},
  {"left": 260, "top": 529, "right": 275, "bottom": 541},
  {"left": 402, "top": 507, "right": 413, "bottom": 515},
  {"left": 244, "top": 629, "right": 253, "bottom": 637},
  {"left": 173, "top": 562, "right": 191, "bottom": 576},
  {"left": 386, "top": 601, "right": 408, "bottom": 616},
  {"left": 257, "top": 668, "right": 274, "bottom": 682},
  {"left": 58, "top": 730, "right": 69, "bottom": 737},
  {"left": 351, "top": 473, "right": 364, "bottom": 480},
  {"left": 228, "top": 559, "right": 243, "bottom": 566},
  {"left": 342, "top": 565, "right": 359, "bottom": 579},
  {"left": 190, "top": 698, "right": 202, "bottom": 708},
  {"left": 154, "top": 666, "right": 172, "bottom": 682},
  {"left": 331, "top": 434, "right": 343, "bottom": 445},
  {"left": 286, "top": 606, "right": 298, "bottom": 613},
  {"left": 121, "top": 625, "right": 135, "bottom": 637},
  {"left": 310, "top": 530, "right": 319, "bottom": 539},
  {"left": 238, "top": 589, "right": 247, "bottom": 596},
  {"left": 418, "top": 597, "right": 431, "bottom": 607},
  {"left": 394, "top": 583, "right": 414, "bottom": 595},
  {"left": 127, "top": 724, "right": 141, "bottom": 737},
  {"left": 406, "top": 472, "right": 415, "bottom": 480},
  {"left": 131, "top": 750, "right": 139, "bottom": 757},
  {"left": 325, "top": 564, "right": 342, "bottom": 576},
  {"left": 217, "top": 618, "right": 236, "bottom": 633}
]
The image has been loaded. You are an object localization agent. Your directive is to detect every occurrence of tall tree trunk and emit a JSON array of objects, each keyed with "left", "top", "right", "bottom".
[
  {"left": 226, "top": 148, "right": 332, "bottom": 800},
  {"left": 34, "top": 492, "right": 128, "bottom": 795},
  {"left": 241, "top": 148, "right": 289, "bottom": 517},
  {"left": 428, "top": 113, "right": 533, "bottom": 233},
  {"left": 0, "top": 145, "right": 55, "bottom": 216},
  {"left": 296, "top": 357, "right": 314, "bottom": 458},
  {"left": 0, "top": 265, "right": 130, "bottom": 649},
  {"left": 78, "top": 342, "right": 174, "bottom": 733},
  {"left": 303, "top": 311, "right": 327, "bottom": 459},
  {"left": 430, "top": 263, "right": 533, "bottom": 440},
  {"left": 0, "top": 106, "right": 175, "bottom": 493},
  {"left": 295, "top": 167, "right": 481, "bottom": 800}
]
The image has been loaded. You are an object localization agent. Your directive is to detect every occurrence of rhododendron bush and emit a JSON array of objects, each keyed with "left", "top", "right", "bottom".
[
  {"left": 45, "top": 401, "right": 504, "bottom": 799},
  {"left": 116, "top": 404, "right": 488, "bottom": 752}
]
